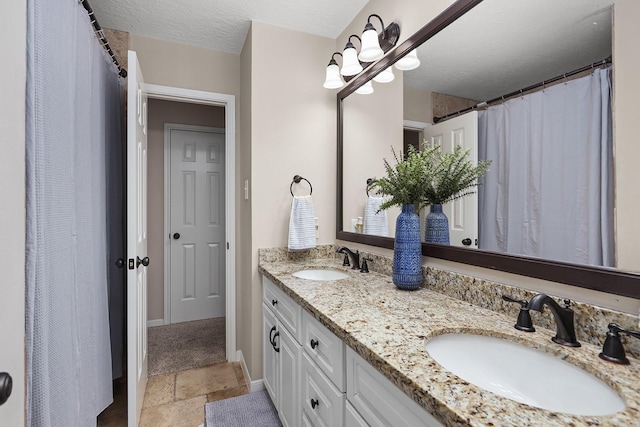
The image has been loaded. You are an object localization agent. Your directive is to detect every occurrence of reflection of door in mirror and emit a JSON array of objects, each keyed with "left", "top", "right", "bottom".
[{"left": 423, "top": 112, "right": 479, "bottom": 249}]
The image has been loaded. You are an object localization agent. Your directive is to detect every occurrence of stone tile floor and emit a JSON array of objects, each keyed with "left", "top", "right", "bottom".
[{"left": 97, "top": 362, "right": 249, "bottom": 427}]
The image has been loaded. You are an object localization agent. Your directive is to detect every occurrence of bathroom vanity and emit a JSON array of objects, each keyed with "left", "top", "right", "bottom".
[{"left": 259, "top": 249, "right": 640, "bottom": 426}]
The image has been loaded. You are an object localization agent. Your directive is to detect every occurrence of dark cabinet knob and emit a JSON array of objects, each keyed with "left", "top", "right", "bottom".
[
  {"left": 173, "top": 233, "right": 180, "bottom": 240},
  {"left": 115, "top": 258, "right": 125, "bottom": 268},
  {"left": 462, "top": 238, "right": 472, "bottom": 246},
  {"left": 310, "top": 339, "right": 319, "bottom": 349},
  {"left": 311, "top": 398, "right": 319, "bottom": 409},
  {"left": 136, "top": 256, "right": 150, "bottom": 268},
  {"left": 271, "top": 299, "right": 278, "bottom": 306},
  {"left": 0, "top": 372, "right": 13, "bottom": 406},
  {"left": 272, "top": 331, "right": 280, "bottom": 353}
]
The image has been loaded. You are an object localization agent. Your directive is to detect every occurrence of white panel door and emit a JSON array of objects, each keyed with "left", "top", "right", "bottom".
[
  {"left": 424, "top": 111, "right": 479, "bottom": 248},
  {"left": 169, "top": 128, "right": 226, "bottom": 322},
  {"left": 127, "top": 50, "right": 149, "bottom": 427}
]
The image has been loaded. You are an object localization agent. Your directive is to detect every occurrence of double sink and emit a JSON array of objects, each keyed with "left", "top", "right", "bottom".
[{"left": 289, "top": 266, "right": 627, "bottom": 417}]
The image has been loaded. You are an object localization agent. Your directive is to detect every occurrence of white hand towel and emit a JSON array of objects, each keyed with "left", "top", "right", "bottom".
[
  {"left": 288, "top": 195, "right": 317, "bottom": 251},
  {"left": 364, "top": 196, "right": 389, "bottom": 237}
]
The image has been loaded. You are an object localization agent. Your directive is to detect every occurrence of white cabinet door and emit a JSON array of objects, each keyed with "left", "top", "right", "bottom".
[
  {"left": 263, "top": 304, "right": 278, "bottom": 404},
  {"left": 278, "top": 325, "right": 301, "bottom": 427}
]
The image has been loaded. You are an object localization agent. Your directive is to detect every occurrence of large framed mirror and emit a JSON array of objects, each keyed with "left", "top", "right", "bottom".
[{"left": 336, "top": 0, "right": 640, "bottom": 299}]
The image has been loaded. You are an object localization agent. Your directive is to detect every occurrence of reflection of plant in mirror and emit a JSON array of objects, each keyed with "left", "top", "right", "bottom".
[
  {"left": 369, "top": 145, "right": 439, "bottom": 212},
  {"left": 424, "top": 144, "right": 491, "bottom": 205}
]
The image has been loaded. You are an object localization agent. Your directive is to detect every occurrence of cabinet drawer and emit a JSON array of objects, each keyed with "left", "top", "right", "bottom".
[
  {"left": 303, "top": 310, "right": 345, "bottom": 392},
  {"left": 263, "top": 276, "right": 302, "bottom": 343},
  {"left": 346, "top": 347, "right": 443, "bottom": 427},
  {"left": 301, "top": 352, "right": 345, "bottom": 427}
]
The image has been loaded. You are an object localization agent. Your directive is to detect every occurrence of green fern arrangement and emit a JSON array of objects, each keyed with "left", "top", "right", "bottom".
[
  {"left": 370, "top": 144, "right": 491, "bottom": 211},
  {"left": 369, "top": 145, "right": 441, "bottom": 212},
  {"left": 423, "top": 144, "right": 491, "bottom": 205}
]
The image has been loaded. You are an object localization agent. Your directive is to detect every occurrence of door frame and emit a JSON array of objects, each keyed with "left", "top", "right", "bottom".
[
  {"left": 145, "top": 83, "right": 237, "bottom": 363},
  {"left": 163, "top": 123, "right": 225, "bottom": 323}
]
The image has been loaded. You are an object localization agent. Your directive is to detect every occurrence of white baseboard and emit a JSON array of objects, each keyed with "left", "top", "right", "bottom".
[
  {"left": 236, "top": 350, "right": 265, "bottom": 393},
  {"left": 147, "top": 319, "right": 164, "bottom": 328}
]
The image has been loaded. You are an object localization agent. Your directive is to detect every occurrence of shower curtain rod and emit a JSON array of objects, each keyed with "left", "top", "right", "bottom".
[
  {"left": 433, "top": 57, "right": 612, "bottom": 123},
  {"left": 80, "top": 0, "right": 128, "bottom": 78}
]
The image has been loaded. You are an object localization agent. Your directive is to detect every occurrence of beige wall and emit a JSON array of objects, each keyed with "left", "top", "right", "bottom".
[
  {"left": 613, "top": 0, "right": 640, "bottom": 273},
  {"left": 131, "top": 35, "right": 241, "bottom": 97},
  {"left": 404, "top": 87, "right": 433, "bottom": 124},
  {"left": 342, "top": 74, "right": 403, "bottom": 234},
  {"left": 238, "top": 26, "right": 253, "bottom": 378},
  {"left": 146, "top": 99, "right": 225, "bottom": 321},
  {"left": 247, "top": 22, "right": 336, "bottom": 379},
  {"left": 0, "top": 0, "right": 26, "bottom": 424}
]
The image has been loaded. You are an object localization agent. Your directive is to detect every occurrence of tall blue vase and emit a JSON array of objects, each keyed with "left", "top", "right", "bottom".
[
  {"left": 425, "top": 204, "right": 450, "bottom": 244},
  {"left": 392, "top": 204, "right": 423, "bottom": 290}
]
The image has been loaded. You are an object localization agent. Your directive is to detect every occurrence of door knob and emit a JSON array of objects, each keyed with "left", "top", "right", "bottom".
[
  {"left": 462, "top": 238, "right": 472, "bottom": 246},
  {"left": 115, "top": 258, "right": 125, "bottom": 268},
  {"left": 173, "top": 233, "right": 180, "bottom": 240},
  {"left": 0, "top": 372, "right": 13, "bottom": 406},
  {"left": 136, "top": 256, "right": 150, "bottom": 268}
]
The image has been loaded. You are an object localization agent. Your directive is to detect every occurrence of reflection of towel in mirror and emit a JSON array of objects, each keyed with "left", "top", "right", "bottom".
[
  {"left": 364, "top": 196, "right": 389, "bottom": 237},
  {"left": 288, "top": 195, "right": 317, "bottom": 251}
]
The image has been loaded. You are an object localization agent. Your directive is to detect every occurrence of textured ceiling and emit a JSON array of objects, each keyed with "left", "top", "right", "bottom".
[
  {"left": 91, "top": 0, "right": 369, "bottom": 54},
  {"left": 404, "top": 0, "right": 614, "bottom": 102}
]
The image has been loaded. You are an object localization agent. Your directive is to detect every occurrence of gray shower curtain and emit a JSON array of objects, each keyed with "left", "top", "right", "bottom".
[
  {"left": 478, "top": 67, "right": 614, "bottom": 267},
  {"left": 25, "top": 0, "right": 124, "bottom": 425}
]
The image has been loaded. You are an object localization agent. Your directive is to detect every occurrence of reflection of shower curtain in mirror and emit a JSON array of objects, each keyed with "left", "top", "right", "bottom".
[{"left": 478, "top": 68, "right": 614, "bottom": 267}]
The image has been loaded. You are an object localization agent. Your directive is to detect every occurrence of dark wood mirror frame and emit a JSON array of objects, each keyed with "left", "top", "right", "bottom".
[{"left": 335, "top": 0, "right": 640, "bottom": 300}]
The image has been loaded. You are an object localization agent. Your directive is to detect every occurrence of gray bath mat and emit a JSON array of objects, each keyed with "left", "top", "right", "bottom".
[{"left": 204, "top": 390, "right": 281, "bottom": 427}]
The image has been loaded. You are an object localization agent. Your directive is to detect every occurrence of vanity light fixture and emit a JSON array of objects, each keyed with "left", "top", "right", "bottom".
[
  {"left": 355, "top": 81, "right": 374, "bottom": 95},
  {"left": 395, "top": 49, "right": 421, "bottom": 71},
  {"left": 323, "top": 13, "right": 400, "bottom": 89},
  {"left": 323, "top": 52, "right": 344, "bottom": 89},
  {"left": 373, "top": 66, "right": 394, "bottom": 83},
  {"left": 341, "top": 35, "right": 364, "bottom": 76},
  {"left": 359, "top": 14, "right": 399, "bottom": 62}
]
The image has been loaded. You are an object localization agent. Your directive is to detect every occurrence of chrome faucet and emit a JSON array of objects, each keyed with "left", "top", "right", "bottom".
[
  {"left": 528, "top": 294, "right": 581, "bottom": 347},
  {"left": 336, "top": 246, "right": 360, "bottom": 270}
]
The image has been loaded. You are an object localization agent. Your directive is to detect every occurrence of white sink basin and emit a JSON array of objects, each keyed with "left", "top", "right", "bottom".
[
  {"left": 291, "top": 269, "right": 349, "bottom": 281},
  {"left": 425, "top": 334, "right": 625, "bottom": 415}
]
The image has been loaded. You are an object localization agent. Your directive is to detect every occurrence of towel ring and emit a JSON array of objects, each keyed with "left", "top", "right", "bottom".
[
  {"left": 366, "top": 178, "right": 375, "bottom": 197},
  {"left": 290, "top": 175, "right": 312, "bottom": 196}
]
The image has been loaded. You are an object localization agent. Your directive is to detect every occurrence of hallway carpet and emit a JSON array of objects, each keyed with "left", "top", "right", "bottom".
[{"left": 148, "top": 317, "right": 226, "bottom": 376}]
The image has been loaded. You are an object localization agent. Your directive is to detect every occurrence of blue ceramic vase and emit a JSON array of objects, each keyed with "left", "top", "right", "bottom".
[
  {"left": 425, "top": 204, "right": 450, "bottom": 244},
  {"left": 392, "top": 204, "right": 423, "bottom": 290}
]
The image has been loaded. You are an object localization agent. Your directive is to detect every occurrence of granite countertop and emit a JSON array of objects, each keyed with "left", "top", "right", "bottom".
[{"left": 258, "top": 257, "right": 640, "bottom": 427}]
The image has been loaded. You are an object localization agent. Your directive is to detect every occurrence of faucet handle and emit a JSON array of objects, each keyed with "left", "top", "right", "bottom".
[
  {"left": 342, "top": 253, "right": 350, "bottom": 267},
  {"left": 360, "top": 258, "right": 371, "bottom": 273},
  {"left": 599, "top": 323, "right": 640, "bottom": 365},
  {"left": 502, "top": 295, "right": 535, "bottom": 332}
]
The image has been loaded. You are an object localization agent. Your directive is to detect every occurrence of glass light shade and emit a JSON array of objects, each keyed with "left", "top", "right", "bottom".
[
  {"left": 323, "top": 63, "right": 344, "bottom": 89},
  {"left": 395, "top": 49, "right": 421, "bottom": 71},
  {"left": 341, "top": 46, "right": 363, "bottom": 76},
  {"left": 358, "top": 28, "right": 384, "bottom": 62},
  {"left": 355, "top": 81, "right": 374, "bottom": 95},
  {"left": 373, "top": 66, "right": 394, "bottom": 83}
]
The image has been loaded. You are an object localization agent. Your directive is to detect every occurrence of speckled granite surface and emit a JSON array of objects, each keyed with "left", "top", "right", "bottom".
[{"left": 258, "top": 246, "right": 640, "bottom": 427}]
